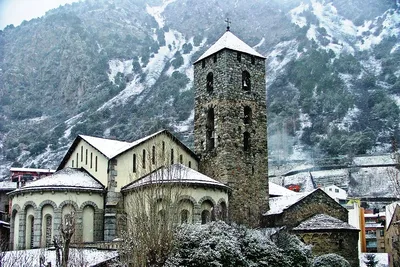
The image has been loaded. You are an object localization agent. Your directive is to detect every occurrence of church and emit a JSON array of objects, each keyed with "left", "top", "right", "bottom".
[
  {"left": 8, "top": 28, "right": 268, "bottom": 249},
  {"left": 7, "top": 27, "right": 358, "bottom": 266}
]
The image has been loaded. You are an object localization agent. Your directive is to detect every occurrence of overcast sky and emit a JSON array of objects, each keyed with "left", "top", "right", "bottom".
[{"left": 0, "top": 0, "right": 82, "bottom": 30}]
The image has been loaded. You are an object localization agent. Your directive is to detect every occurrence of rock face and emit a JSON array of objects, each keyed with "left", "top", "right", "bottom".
[{"left": 193, "top": 32, "right": 268, "bottom": 227}]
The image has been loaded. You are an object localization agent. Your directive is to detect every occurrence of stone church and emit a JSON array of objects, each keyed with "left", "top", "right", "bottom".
[
  {"left": 8, "top": 28, "right": 357, "bottom": 265},
  {"left": 8, "top": 28, "right": 267, "bottom": 249}
]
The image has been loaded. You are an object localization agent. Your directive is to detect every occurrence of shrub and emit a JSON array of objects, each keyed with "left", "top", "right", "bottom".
[{"left": 312, "top": 253, "right": 350, "bottom": 267}]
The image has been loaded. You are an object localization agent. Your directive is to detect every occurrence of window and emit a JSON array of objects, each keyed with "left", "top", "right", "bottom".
[
  {"left": 142, "top": 149, "right": 146, "bottom": 168},
  {"left": 72, "top": 160, "right": 74, "bottom": 168},
  {"left": 206, "top": 72, "right": 213, "bottom": 93},
  {"left": 162, "top": 141, "right": 165, "bottom": 160},
  {"left": 179, "top": 154, "right": 183, "bottom": 164},
  {"left": 171, "top": 149, "right": 174, "bottom": 164},
  {"left": 76, "top": 153, "right": 79, "bottom": 168},
  {"left": 81, "top": 146, "right": 83, "bottom": 162},
  {"left": 188, "top": 161, "right": 192, "bottom": 168},
  {"left": 45, "top": 215, "right": 52, "bottom": 247},
  {"left": 244, "top": 132, "right": 250, "bottom": 151},
  {"left": 181, "top": 210, "right": 189, "bottom": 224},
  {"left": 201, "top": 210, "right": 210, "bottom": 224},
  {"left": 29, "top": 216, "right": 34, "bottom": 249},
  {"left": 251, "top": 55, "right": 255, "bottom": 65},
  {"left": 85, "top": 149, "right": 88, "bottom": 165},
  {"left": 244, "top": 106, "right": 252, "bottom": 124},
  {"left": 202, "top": 60, "right": 205, "bottom": 68},
  {"left": 206, "top": 108, "right": 215, "bottom": 151},
  {"left": 152, "top": 146, "right": 156, "bottom": 164},
  {"left": 90, "top": 153, "right": 93, "bottom": 168},
  {"left": 335, "top": 189, "right": 339, "bottom": 193},
  {"left": 213, "top": 54, "right": 217, "bottom": 63},
  {"left": 380, "top": 230, "right": 384, "bottom": 237},
  {"left": 133, "top": 154, "right": 136, "bottom": 173},
  {"left": 237, "top": 52, "right": 241, "bottom": 62},
  {"left": 95, "top": 156, "right": 98, "bottom": 172},
  {"left": 242, "top": 70, "right": 251, "bottom": 91}
]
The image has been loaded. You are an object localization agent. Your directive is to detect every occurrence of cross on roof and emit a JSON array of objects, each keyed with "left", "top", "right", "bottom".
[{"left": 225, "top": 18, "right": 231, "bottom": 31}]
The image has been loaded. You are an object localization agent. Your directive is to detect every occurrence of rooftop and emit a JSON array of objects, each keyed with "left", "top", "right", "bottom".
[
  {"left": 293, "top": 214, "right": 359, "bottom": 231},
  {"left": 122, "top": 164, "right": 229, "bottom": 191},
  {"left": 9, "top": 168, "right": 104, "bottom": 195},
  {"left": 194, "top": 30, "right": 265, "bottom": 63},
  {"left": 269, "top": 182, "right": 298, "bottom": 197},
  {"left": 265, "top": 190, "right": 314, "bottom": 216}
]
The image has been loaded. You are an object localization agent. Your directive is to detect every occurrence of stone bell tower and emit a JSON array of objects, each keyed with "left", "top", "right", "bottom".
[{"left": 193, "top": 27, "right": 269, "bottom": 227}]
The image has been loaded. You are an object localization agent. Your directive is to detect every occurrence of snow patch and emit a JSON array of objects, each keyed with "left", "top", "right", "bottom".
[
  {"left": 289, "top": 2, "right": 309, "bottom": 28},
  {"left": 174, "top": 110, "right": 194, "bottom": 133},
  {"left": 253, "top": 37, "right": 265, "bottom": 49},
  {"left": 336, "top": 107, "right": 360, "bottom": 131},
  {"left": 146, "top": 0, "right": 177, "bottom": 28},
  {"left": 107, "top": 59, "right": 133, "bottom": 83}
]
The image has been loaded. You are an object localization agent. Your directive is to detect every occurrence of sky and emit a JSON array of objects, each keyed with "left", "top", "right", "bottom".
[{"left": 0, "top": 0, "right": 82, "bottom": 30}]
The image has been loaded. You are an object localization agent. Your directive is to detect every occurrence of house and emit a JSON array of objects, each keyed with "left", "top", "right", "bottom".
[
  {"left": 385, "top": 202, "right": 400, "bottom": 267},
  {"left": 321, "top": 184, "right": 348, "bottom": 204}
]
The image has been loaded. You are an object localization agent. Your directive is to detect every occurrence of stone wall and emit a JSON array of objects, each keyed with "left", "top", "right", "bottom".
[
  {"left": 194, "top": 48, "right": 268, "bottom": 227},
  {"left": 262, "top": 190, "right": 348, "bottom": 228},
  {"left": 294, "top": 230, "right": 359, "bottom": 267}
]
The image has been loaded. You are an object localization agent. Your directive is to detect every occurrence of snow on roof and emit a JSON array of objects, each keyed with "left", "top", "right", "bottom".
[
  {"left": 0, "top": 180, "right": 17, "bottom": 190},
  {"left": 364, "top": 212, "right": 385, "bottom": 218},
  {"left": 322, "top": 185, "right": 348, "bottom": 200},
  {"left": 79, "top": 135, "right": 131, "bottom": 159},
  {"left": 122, "top": 164, "right": 228, "bottom": 191},
  {"left": 293, "top": 214, "right": 359, "bottom": 231},
  {"left": 194, "top": 31, "right": 265, "bottom": 63},
  {"left": 10, "top": 168, "right": 104, "bottom": 194},
  {"left": 1, "top": 248, "right": 118, "bottom": 267},
  {"left": 10, "top": 167, "right": 56, "bottom": 173},
  {"left": 269, "top": 182, "right": 297, "bottom": 197},
  {"left": 385, "top": 202, "right": 400, "bottom": 229},
  {"left": 353, "top": 154, "right": 394, "bottom": 166},
  {"left": 265, "top": 190, "right": 314, "bottom": 216}
]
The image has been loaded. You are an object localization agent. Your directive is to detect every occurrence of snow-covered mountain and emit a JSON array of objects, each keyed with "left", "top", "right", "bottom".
[{"left": 0, "top": 0, "right": 399, "bottom": 184}]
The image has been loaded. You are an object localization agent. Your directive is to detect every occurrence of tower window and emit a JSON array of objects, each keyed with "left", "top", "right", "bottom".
[
  {"left": 206, "top": 72, "right": 213, "bottom": 93},
  {"left": 206, "top": 108, "right": 215, "bottom": 151},
  {"left": 237, "top": 52, "right": 241, "bottom": 62},
  {"left": 244, "top": 132, "right": 250, "bottom": 152},
  {"left": 142, "top": 149, "right": 146, "bottom": 168},
  {"left": 242, "top": 71, "right": 251, "bottom": 91},
  {"left": 202, "top": 60, "right": 205, "bottom": 68},
  {"left": 244, "top": 106, "right": 252, "bottom": 124},
  {"left": 133, "top": 154, "right": 136, "bottom": 173},
  {"left": 251, "top": 56, "right": 255, "bottom": 65},
  {"left": 213, "top": 54, "right": 217, "bottom": 63}
]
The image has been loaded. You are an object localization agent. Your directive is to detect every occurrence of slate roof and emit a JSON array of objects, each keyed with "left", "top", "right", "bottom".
[
  {"left": 194, "top": 31, "right": 265, "bottom": 63},
  {"left": 265, "top": 190, "right": 315, "bottom": 216},
  {"left": 0, "top": 180, "right": 17, "bottom": 191},
  {"left": 8, "top": 168, "right": 104, "bottom": 195},
  {"left": 122, "top": 164, "right": 229, "bottom": 191},
  {"left": 293, "top": 214, "right": 359, "bottom": 231}
]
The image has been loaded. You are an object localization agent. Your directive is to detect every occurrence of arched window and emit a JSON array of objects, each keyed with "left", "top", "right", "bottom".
[
  {"left": 82, "top": 206, "right": 95, "bottom": 243},
  {"left": 201, "top": 210, "right": 210, "bottom": 224},
  {"left": 244, "top": 106, "right": 252, "bottom": 124},
  {"left": 25, "top": 206, "right": 35, "bottom": 249},
  {"left": 251, "top": 56, "right": 255, "bottom": 65},
  {"left": 219, "top": 202, "right": 227, "bottom": 222},
  {"left": 242, "top": 71, "right": 251, "bottom": 91},
  {"left": 202, "top": 60, "right": 205, "bottom": 68},
  {"left": 213, "top": 54, "right": 217, "bottom": 63},
  {"left": 181, "top": 210, "right": 189, "bottom": 224},
  {"left": 12, "top": 210, "right": 19, "bottom": 250},
  {"left": 206, "top": 108, "right": 215, "bottom": 151},
  {"left": 237, "top": 52, "right": 241, "bottom": 62},
  {"left": 206, "top": 72, "right": 213, "bottom": 93},
  {"left": 44, "top": 215, "right": 52, "bottom": 247},
  {"left": 244, "top": 132, "right": 250, "bottom": 152}
]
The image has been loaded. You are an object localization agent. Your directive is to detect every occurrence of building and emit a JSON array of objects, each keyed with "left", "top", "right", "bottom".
[
  {"left": 385, "top": 202, "right": 400, "bottom": 267},
  {"left": 193, "top": 29, "right": 268, "bottom": 227},
  {"left": 10, "top": 168, "right": 55, "bottom": 188},
  {"left": 363, "top": 209, "right": 386, "bottom": 253},
  {"left": 321, "top": 184, "right": 348, "bottom": 204}
]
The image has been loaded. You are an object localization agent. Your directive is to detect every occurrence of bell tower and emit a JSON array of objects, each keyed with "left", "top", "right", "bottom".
[{"left": 193, "top": 28, "right": 269, "bottom": 227}]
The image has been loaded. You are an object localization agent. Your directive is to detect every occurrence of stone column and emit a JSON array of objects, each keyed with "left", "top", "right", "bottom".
[
  {"left": 74, "top": 209, "right": 83, "bottom": 243},
  {"left": 94, "top": 210, "right": 104, "bottom": 242},
  {"left": 193, "top": 204, "right": 201, "bottom": 224},
  {"left": 53, "top": 208, "right": 62, "bottom": 239}
]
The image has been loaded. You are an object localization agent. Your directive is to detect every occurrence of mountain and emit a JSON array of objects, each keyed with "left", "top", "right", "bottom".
[{"left": 0, "top": 0, "right": 399, "bottom": 178}]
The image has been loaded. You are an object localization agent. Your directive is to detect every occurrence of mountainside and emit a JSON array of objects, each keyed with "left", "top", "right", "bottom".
[{"left": 0, "top": 0, "right": 399, "bottom": 178}]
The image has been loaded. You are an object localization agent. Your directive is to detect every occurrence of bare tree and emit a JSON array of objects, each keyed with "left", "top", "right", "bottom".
[{"left": 117, "top": 144, "right": 189, "bottom": 267}]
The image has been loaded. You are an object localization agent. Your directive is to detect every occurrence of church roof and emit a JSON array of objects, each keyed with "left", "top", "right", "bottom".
[
  {"left": 58, "top": 129, "right": 198, "bottom": 170},
  {"left": 194, "top": 31, "right": 265, "bottom": 63},
  {"left": 265, "top": 190, "right": 314, "bottom": 216},
  {"left": 292, "top": 214, "right": 359, "bottom": 231},
  {"left": 8, "top": 168, "right": 104, "bottom": 195},
  {"left": 121, "top": 164, "right": 229, "bottom": 192}
]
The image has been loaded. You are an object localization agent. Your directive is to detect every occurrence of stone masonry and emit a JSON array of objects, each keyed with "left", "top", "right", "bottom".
[{"left": 194, "top": 43, "right": 268, "bottom": 227}]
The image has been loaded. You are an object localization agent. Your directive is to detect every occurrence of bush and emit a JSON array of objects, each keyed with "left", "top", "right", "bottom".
[{"left": 312, "top": 253, "right": 350, "bottom": 267}]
